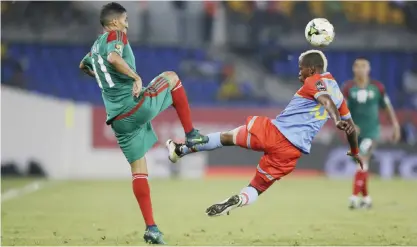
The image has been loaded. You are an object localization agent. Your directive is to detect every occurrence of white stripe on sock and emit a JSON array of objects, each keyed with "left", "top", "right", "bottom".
[
  {"left": 172, "top": 82, "right": 182, "bottom": 91},
  {"left": 132, "top": 175, "right": 148, "bottom": 181}
]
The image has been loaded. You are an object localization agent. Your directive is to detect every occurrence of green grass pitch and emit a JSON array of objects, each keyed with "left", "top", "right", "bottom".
[{"left": 2, "top": 177, "right": 417, "bottom": 246}]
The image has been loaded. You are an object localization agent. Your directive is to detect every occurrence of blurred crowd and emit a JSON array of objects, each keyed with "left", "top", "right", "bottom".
[
  {"left": 2, "top": 1, "right": 417, "bottom": 44},
  {"left": 223, "top": 1, "right": 416, "bottom": 28}
]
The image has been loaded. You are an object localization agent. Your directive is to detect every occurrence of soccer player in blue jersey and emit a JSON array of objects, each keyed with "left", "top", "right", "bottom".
[{"left": 166, "top": 50, "right": 364, "bottom": 216}]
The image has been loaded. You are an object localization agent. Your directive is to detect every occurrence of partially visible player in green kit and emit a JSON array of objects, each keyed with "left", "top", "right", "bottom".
[
  {"left": 342, "top": 58, "right": 400, "bottom": 209},
  {"left": 79, "top": 2, "right": 208, "bottom": 244}
]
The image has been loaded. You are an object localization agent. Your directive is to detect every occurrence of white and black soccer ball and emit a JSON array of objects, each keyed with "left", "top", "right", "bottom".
[{"left": 305, "top": 18, "right": 335, "bottom": 47}]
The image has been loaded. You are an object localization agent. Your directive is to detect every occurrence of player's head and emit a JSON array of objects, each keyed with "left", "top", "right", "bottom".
[
  {"left": 353, "top": 57, "right": 370, "bottom": 79},
  {"left": 100, "top": 2, "right": 128, "bottom": 33},
  {"left": 298, "top": 50, "right": 328, "bottom": 83}
]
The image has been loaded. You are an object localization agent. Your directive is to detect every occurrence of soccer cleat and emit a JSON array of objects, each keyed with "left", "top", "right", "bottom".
[
  {"left": 205, "top": 195, "right": 242, "bottom": 217},
  {"left": 349, "top": 202, "right": 358, "bottom": 210},
  {"left": 360, "top": 196, "right": 372, "bottom": 209},
  {"left": 143, "top": 226, "right": 166, "bottom": 245},
  {"left": 165, "top": 139, "right": 183, "bottom": 163},
  {"left": 348, "top": 196, "right": 360, "bottom": 210},
  {"left": 360, "top": 201, "right": 372, "bottom": 209},
  {"left": 185, "top": 129, "right": 208, "bottom": 148}
]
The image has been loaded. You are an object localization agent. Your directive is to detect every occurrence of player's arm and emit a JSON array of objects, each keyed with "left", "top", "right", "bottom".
[
  {"left": 317, "top": 94, "right": 341, "bottom": 124},
  {"left": 316, "top": 94, "right": 354, "bottom": 134},
  {"left": 301, "top": 78, "right": 361, "bottom": 166},
  {"left": 107, "top": 53, "right": 140, "bottom": 82},
  {"left": 79, "top": 53, "right": 95, "bottom": 77},
  {"left": 383, "top": 95, "right": 400, "bottom": 142},
  {"left": 106, "top": 31, "right": 142, "bottom": 94},
  {"left": 302, "top": 78, "right": 351, "bottom": 132},
  {"left": 317, "top": 95, "right": 363, "bottom": 167},
  {"left": 337, "top": 99, "right": 359, "bottom": 151},
  {"left": 377, "top": 83, "right": 401, "bottom": 142},
  {"left": 344, "top": 118, "right": 363, "bottom": 168},
  {"left": 384, "top": 96, "right": 400, "bottom": 134},
  {"left": 336, "top": 98, "right": 363, "bottom": 168}
]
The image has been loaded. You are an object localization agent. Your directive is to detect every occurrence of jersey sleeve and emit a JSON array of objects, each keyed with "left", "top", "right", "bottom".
[
  {"left": 106, "top": 30, "right": 128, "bottom": 56},
  {"left": 374, "top": 81, "right": 389, "bottom": 109},
  {"left": 82, "top": 52, "right": 93, "bottom": 71},
  {"left": 341, "top": 81, "right": 352, "bottom": 98},
  {"left": 298, "top": 77, "right": 330, "bottom": 100},
  {"left": 338, "top": 99, "right": 352, "bottom": 120}
]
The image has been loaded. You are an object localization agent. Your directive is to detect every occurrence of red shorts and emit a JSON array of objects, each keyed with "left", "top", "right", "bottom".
[{"left": 235, "top": 116, "right": 302, "bottom": 191}]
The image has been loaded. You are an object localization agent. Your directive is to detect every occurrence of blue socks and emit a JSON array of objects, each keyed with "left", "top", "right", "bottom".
[{"left": 181, "top": 132, "right": 223, "bottom": 155}]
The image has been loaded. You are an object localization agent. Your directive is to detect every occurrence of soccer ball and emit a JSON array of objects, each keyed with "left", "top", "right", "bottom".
[{"left": 305, "top": 18, "right": 335, "bottom": 47}]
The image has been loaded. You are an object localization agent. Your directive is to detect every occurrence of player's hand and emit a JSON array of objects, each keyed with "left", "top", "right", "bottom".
[
  {"left": 336, "top": 120, "right": 355, "bottom": 135},
  {"left": 132, "top": 79, "right": 142, "bottom": 98},
  {"left": 335, "top": 120, "right": 347, "bottom": 130},
  {"left": 391, "top": 124, "right": 401, "bottom": 144},
  {"left": 347, "top": 151, "right": 364, "bottom": 170}
]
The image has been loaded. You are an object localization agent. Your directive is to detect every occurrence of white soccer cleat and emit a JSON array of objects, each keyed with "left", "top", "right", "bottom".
[
  {"left": 205, "top": 195, "right": 243, "bottom": 217},
  {"left": 360, "top": 196, "right": 372, "bottom": 209},
  {"left": 165, "top": 139, "right": 181, "bottom": 163},
  {"left": 349, "top": 195, "right": 360, "bottom": 210}
]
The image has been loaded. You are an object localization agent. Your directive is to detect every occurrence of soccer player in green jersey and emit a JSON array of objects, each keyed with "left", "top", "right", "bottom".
[
  {"left": 342, "top": 58, "right": 400, "bottom": 209},
  {"left": 79, "top": 2, "right": 208, "bottom": 244}
]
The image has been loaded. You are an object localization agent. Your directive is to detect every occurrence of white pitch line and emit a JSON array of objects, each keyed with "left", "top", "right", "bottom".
[{"left": 1, "top": 181, "right": 45, "bottom": 202}]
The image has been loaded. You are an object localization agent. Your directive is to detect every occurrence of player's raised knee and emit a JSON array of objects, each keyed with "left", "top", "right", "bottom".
[{"left": 160, "top": 71, "right": 179, "bottom": 90}]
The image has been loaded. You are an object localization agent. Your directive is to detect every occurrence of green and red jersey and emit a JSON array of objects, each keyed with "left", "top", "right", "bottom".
[
  {"left": 82, "top": 30, "right": 136, "bottom": 123},
  {"left": 342, "top": 80, "right": 389, "bottom": 139}
]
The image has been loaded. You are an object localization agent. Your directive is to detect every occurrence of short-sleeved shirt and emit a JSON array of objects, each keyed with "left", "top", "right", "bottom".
[
  {"left": 83, "top": 30, "right": 136, "bottom": 123},
  {"left": 342, "top": 80, "right": 387, "bottom": 139},
  {"left": 273, "top": 72, "right": 351, "bottom": 153}
]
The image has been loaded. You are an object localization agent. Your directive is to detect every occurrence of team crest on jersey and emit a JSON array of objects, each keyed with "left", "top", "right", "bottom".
[
  {"left": 115, "top": 44, "right": 123, "bottom": 54},
  {"left": 357, "top": 89, "right": 368, "bottom": 103},
  {"left": 315, "top": 81, "right": 326, "bottom": 91}
]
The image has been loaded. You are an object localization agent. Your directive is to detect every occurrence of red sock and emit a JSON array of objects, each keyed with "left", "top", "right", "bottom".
[
  {"left": 132, "top": 173, "right": 155, "bottom": 226},
  {"left": 352, "top": 170, "right": 364, "bottom": 196},
  {"left": 362, "top": 171, "right": 369, "bottom": 196},
  {"left": 171, "top": 80, "right": 194, "bottom": 133}
]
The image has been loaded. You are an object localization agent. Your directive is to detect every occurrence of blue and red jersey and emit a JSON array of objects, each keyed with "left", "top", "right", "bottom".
[{"left": 272, "top": 72, "right": 351, "bottom": 154}]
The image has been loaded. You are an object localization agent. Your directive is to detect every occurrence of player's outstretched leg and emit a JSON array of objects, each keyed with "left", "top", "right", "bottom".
[
  {"left": 166, "top": 128, "right": 238, "bottom": 163},
  {"left": 202, "top": 116, "right": 298, "bottom": 217},
  {"left": 166, "top": 116, "right": 266, "bottom": 162},
  {"left": 206, "top": 172, "right": 274, "bottom": 217},
  {"left": 161, "top": 71, "right": 208, "bottom": 147},
  {"left": 131, "top": 158, "right": 166, "bottom": 244}
]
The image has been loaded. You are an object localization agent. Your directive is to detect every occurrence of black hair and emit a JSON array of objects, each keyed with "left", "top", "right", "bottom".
[
  {"left": 100, "top": 2, "right": 126, "bottom": 27},
  {"left": 301, "top": 52, "right": 324, "bottom": 70}
]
